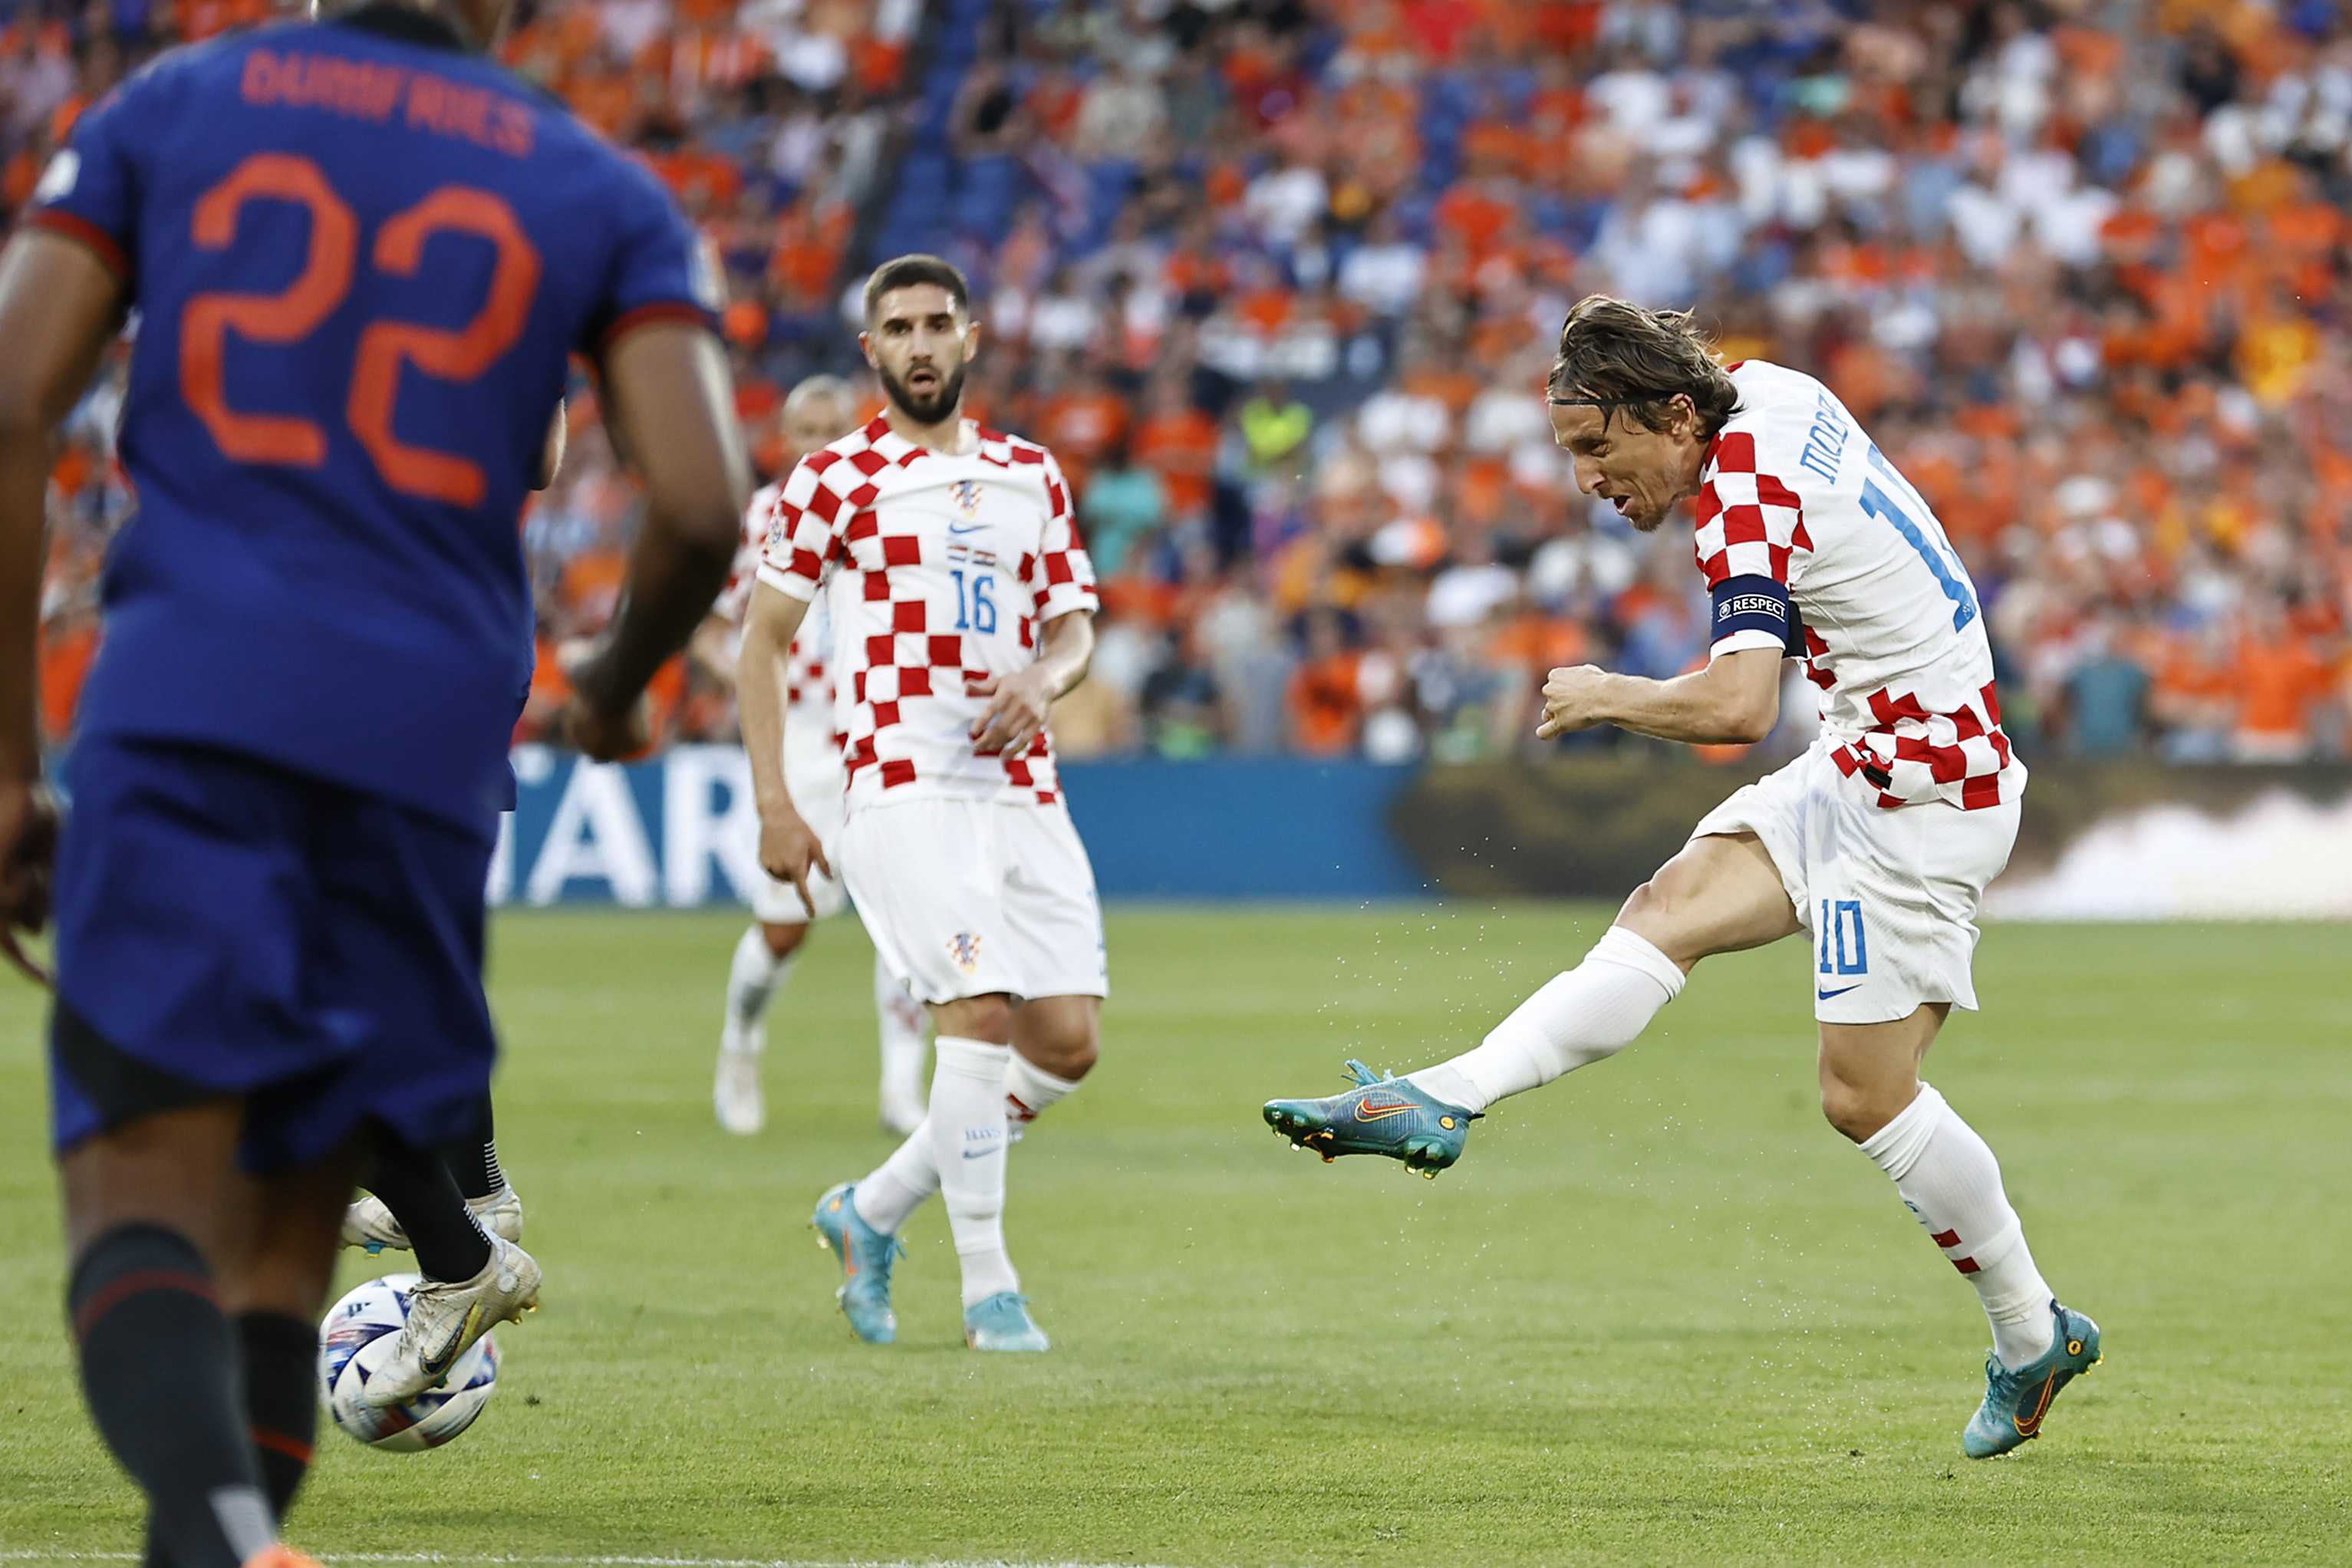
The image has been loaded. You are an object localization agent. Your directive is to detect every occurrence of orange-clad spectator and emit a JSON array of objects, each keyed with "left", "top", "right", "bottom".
[
  {"left": 1432, "top": 179, "right": 1515, "bottom": 260},
  {"left": 1132, "top": 384, "right": 1219, "bottom": 519},
  {"left": 520, "top": 634, "right": 573, "bottom": 743},
  {"left": 560, "top": 550, "right": 629, "bottom": 621},
  {"left": 1035, "top": 377, "right": 1128, "bottom": 487},
  {"left": 39, "top": 614, "right": 97, "bottom": 745},
  {"left": 1487, "top": 608, "right": 1587, "bottom": 680},
  {"left": 1288, "top": 611, "right": 1369, "bottom": 756},
  {"left": 3, "top": 148, "right": 39, "bottom": 212},
  {"left": 174, "top": 0, "right": 268, "bottom": 44},
  {"left": 2232, "top": 605, "right": 2336, "bottom": 760}
]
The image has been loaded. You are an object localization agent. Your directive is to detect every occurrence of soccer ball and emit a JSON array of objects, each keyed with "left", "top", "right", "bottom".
[{"left": 318, "top": 1273, "right": 500, "bottom": 1452}]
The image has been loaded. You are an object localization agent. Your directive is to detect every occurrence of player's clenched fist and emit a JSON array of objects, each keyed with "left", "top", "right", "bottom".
[
  {"left": 559, "top": 693, "right": 654, "bottom": 763},
  {"left": 757, "top": 805, "right": 833, "bottom": 919},
  {"left": 1536, "top": 664, "right": 1613, "bottom": 740}
]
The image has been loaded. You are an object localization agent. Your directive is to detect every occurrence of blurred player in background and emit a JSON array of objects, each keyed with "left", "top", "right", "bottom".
[
  {"left": 0, "top": 0, "right": 749, "bottom": 1560},
  {"left": 1267, "top": 297, "right": 2101, "bottom": 1460},
  {"left": 741, "top": 255, "right": 1105, "bottom": 1354},
  {"left": 693, "top": 374, "right": 929, "bottom": 1138}
]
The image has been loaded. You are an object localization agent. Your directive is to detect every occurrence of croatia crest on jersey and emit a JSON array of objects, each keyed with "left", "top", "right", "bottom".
[
  {"left": 951, "top": 478, "right": 983, "bottom": 516},
  {"left": 948, "top": 931, "right": 983, "bottom": 973}
]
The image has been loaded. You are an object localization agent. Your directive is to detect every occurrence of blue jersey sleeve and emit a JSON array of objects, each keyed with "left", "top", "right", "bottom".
[
  {"left": 27, "top": 83, "right": 149, "bottom": 281},
  {"left": 585, "top": 158, "right": 722, "bottom": 357}
]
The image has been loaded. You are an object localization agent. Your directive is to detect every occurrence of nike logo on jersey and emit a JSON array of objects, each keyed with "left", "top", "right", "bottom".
[
  {"left": 947, "top": 520, "right": 986, "bottom": 535},
  {"left": 1816, "top": 984, "right": 1863, "bottom": 1000}
]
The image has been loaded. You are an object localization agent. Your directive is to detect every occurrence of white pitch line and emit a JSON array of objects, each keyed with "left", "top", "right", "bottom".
[{"left": 0, "top": 1554, "right": 1180, "bottom": 1568}]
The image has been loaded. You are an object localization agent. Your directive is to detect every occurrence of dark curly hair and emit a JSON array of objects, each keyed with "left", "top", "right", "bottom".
[
  {"left": 862, "top": 253, "right": 971, "bottom": 323},
  {"left": 1547, "top": 295, "right": 1741, "bottom": 438}
]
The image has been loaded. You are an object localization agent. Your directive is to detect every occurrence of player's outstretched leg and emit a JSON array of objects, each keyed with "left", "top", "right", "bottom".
[
  {"left": 1263, "top": 925, "right": 1689, "bottom": 1175},
  {"left": 1262, "top": 1059, "right": 1481, "bottom": 1175},
  {"left": 357, "top": 1147, "right": 540, "bottom": 1406},
  {"left": 716, "top": 921, "right": 807, "bottom": 1135},
  {"left": 875, "top": 953, "right": 929, "bottom": 1136}
]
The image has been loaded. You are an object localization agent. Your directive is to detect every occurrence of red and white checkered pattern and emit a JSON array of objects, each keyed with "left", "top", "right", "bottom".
[
  {"left": 754, "top": 417, "right": 1098, "bottom": 812},
  {"left": 720, "top": 482, "right": 835, "bottom": 741},
  {"left": 1692, "top": 430, "right": 1815, "bottom": 589},
  {"left": 1695, "top": 362, "right": 2023, "bottom": 813}
]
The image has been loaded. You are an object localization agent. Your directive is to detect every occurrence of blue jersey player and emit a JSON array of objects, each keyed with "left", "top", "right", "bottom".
[{"left": 0, "top": 1, "right": 749, "bottom": 1562}]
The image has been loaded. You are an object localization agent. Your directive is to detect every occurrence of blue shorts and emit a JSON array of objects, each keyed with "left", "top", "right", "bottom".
[{"left": 49, "top": 736, "right": 499, "bottom": 1171}]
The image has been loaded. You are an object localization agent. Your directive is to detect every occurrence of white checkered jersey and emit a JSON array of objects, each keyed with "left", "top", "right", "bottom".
[
  {"left": 726, "top": 482, "right": 835, "bottom": 726},
  {"left": 1695, "top": 361, "right": 2024, "bottom": 812},
  {"left": 754, "top": 416, "right": 1099, "bottom": 812}
]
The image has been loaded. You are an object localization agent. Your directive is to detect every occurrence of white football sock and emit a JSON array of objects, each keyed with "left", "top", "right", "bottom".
[
  {"left": 1004, "top": 1050, "right": 1082, "bottom": 1134},
  {"left": 723, "top": 925, "right": 795, "bottom": 1046},
  {"left": 930, "top": 1035, "right": 1019, "bottom": 1306},
  {"left": 1860, "top": 1083, "right": 2057, "bottom": 1369},
  {"left": 852, "top": 1115, "right": 940, "bottom": 1236},
  {"left": 1406, "top": 926, "right": 1685, "bottom": 1113},
  {"left": 875, "top": 954, "right": 928, "bottom": 1103}
]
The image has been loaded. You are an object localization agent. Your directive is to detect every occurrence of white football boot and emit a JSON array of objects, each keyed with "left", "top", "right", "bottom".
[
  {"left": 361, "top": 1235, "right": 542, "bottom": 1406},
  {"left": 341, "top": 1186, "right": 525, "bottom": 1253},
  {"left": 714, "top": 1027, "right": 766, "bottom": 1135}
]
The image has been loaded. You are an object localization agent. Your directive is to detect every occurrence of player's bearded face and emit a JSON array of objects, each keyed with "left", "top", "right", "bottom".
[
  {"left": 1549, "top": 397, "right": 1705, "bottom": 532},
  {"left": 878, "top": 357, "right": 967, "bottom": 426},
  {"left": 867, "top": 285, "right": 977, "bottom": 426}
]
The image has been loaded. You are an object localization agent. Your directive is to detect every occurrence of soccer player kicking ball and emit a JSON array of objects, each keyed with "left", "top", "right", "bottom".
[
  {"left": 1265, "top": 297, "right": 2101, "bottom": 1460},
  {"left": 0, "top": 0, "right": 750, "bottom": 1559},
  {"left": 696, "top": 374, "right": 930, "bottom": 1138},
  {"left": 740, "top": 255, "right": 1106, "bottom": 1354}
]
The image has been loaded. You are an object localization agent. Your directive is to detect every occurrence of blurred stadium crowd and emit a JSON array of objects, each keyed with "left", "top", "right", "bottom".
[{"left": 13, "top": 0, "right": 2352, "bottom": 764}]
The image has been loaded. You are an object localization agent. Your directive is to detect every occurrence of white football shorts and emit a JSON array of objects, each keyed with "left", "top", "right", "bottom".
[
  {"left": 838, "top": 797, "right": 1109, "bottom": 1006},
  {"left": 748, "top": 739, "right": 851, "bottom": 925},
  {"left": 1692, "top": 736, "right": 2020, "bottom": 1025}
]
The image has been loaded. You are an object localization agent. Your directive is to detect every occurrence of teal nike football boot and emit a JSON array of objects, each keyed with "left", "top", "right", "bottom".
[
  {"left": 811, "top": 1182, "right": 903, "bottom": 1345},
  {"left": 1962, "top": 1301, "right": 2103, "bottom": 1458},
  {"left": 1262, "top": 1059, "right": 1480, "bottom": 1177},
  {"left": 964, "top": 1291, "right": 1049, "bottom": 1352}
]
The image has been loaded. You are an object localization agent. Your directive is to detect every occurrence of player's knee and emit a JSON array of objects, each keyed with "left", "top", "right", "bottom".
[
  {"left": 760, "top": 921, "right": 809, "bottom": 960},
  {"left": 937, "top": 993, "right": 1017, "bottom": 1044},
  {"left": 1034, "top": 1026, "right": 1099, "bottom": 1080},
  {"left": 1818, "top": 1073, "right": 1903, "bottom": 1143},
  {"left": 1616, "top": 874, "right": 1696, "bottom": 947}
]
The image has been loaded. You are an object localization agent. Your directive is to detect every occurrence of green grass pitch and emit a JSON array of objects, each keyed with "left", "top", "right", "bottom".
[{"left": 2, "top": 904, "right": 2347, "bottom": 1566}]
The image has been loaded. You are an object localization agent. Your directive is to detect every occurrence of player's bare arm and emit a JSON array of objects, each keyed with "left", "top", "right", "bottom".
[
  {"left": 1537, "top": 647, "right": 1781, "bottom": 745},
  {"left": 971, "top": 608, "right": 1095, "bottom": 756},
  {"left": 738, "top": 578, "right": 829, "bottom": 914},
  {"left": 534, "top": 400, "right": 567, "bottom": 491},
  {"left": 0, "top": 231, "right": 123, "bottom": 939},
  {"left": 561, "top": 324, "right": 749, "bottom": 761}
]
